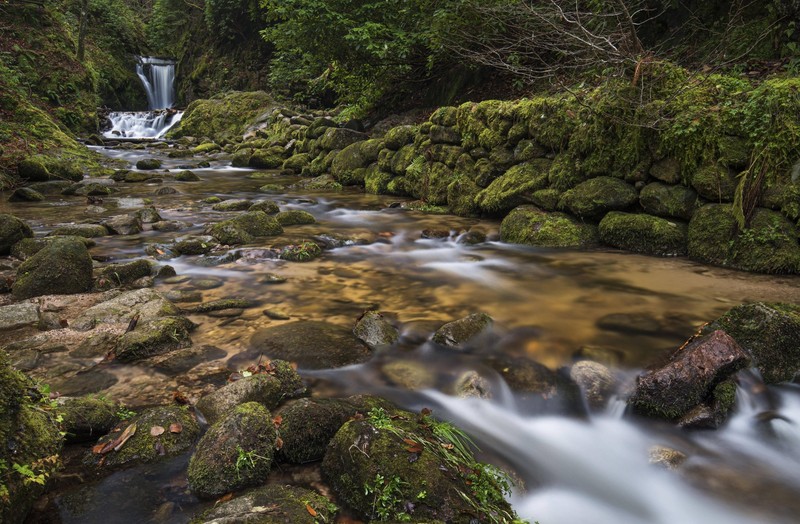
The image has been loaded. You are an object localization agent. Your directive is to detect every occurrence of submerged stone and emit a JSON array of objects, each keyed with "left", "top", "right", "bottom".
[{"left": 432, "top": 313, "right": 493, "bottom": 349}]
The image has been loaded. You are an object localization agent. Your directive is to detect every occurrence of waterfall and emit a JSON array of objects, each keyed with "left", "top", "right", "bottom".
[{"left": 102, "top": 56, "right": 182, "bottom": 139}]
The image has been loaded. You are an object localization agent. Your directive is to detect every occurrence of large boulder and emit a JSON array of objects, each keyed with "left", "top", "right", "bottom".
[
  {"left": 112, "top": 316, "right": 195, "bottom": 362},
  {"left": 189, "top": 485, "right": 337, "bottom": 524},
  {"left": 628, "top": 330, "right": 749, "bottom": 421},
  {"left": 598, "top": 212, "right": 688, "bottom": 256},
  {"left": 188, "top": 403, "right": 277, "bottom": 499},
  {"left": 276, "top": 397, "right": 363, "bottom": 464},
  {"left": 474, "top": 159, "right": 552, "bottom": 215},
  {"left": 71, "top": 288, "right": 181, "bottom": 331},
  {"left": 169, "top": 91, "right": 276, "bottom": 140},
  {"left": 207, "top": 211, "right": 283, "bottom": 245},
  {"left": 319, "top": 127, "right": 367, "bottom": 151},
  {"left": 12, "top": 237, "right": 93, "bottom": 299},
  {"left": 331, "top": 139, "right": 384, "bottom": 185},
  {"left": 57, "top": 395, "right": 122, "bottom": 443},
  {"left": 353, "top": 311, "right": 399, "bottom": 350},
  {"left": 639, "top": 182, "right": 699, "bottom": 220},
  {"left": 558, "top": 176, "right": 638, "bottom": 221},
  {"left": 500, "top": 205, "right": 599, "bottom": 248},
  {"left": 0, "top": 214, "right": 33, "bottom": 255}
]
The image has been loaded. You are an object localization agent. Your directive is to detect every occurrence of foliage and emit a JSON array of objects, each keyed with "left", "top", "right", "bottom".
[{"left": 205, "top": 0, "right": 265, "bottom": 42}]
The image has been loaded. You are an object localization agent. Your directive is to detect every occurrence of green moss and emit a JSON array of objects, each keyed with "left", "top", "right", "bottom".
[
  {"left": 558, "top": 176, "right": 638, "bottom": 221},
  {"left": 430, "top": 107, "right": 458, "bottom": 127},
  {"left": 136, "top": 158, "right": 162, "bottom": 170},
  {"left": 58, "top": 396, "right": 121, "bottom": 444},
  {"left": 598, "top": 212, "right": 688, "bottom": 256},
  {"left": 0, "top": 214, "right": 33, "bottom": 255},
  {"left": 365, "top": 169, "right": 394, "bottom": 194},
  {"left": 548, "top": 153, "right": 586, "bottom": 191},
  {"left": 279, "top": 241, "right": 322, "bottom": 262},
  {"left": 691, "top": 163, "right": 738, "bottom": 202},
  {"left": 97, "top": 259, "right": 153, "bottom": 288},
  {"left": 189, "top": 485, "right": 337, "bottom": 524},
  {"left": 500, "top": 205, "right": 599, "bottom": 248},
  {"left": 169, "top": 91, "right": 276, "bottom": 141},
  {"left": 475, "top": 159, "right": 552, "bottom": 215},
  {"left": 12, "top": 237, "right": 93, "bottom": 299},
  {"left": 275, "top": 210, "right": 316, "bottom": 226},
  {"left": 331, "top": 139, "right": 384, "bottom": 185},
  {"left": 113, "top": 316, "right": 195, "bottom": 362},
  {"left": 192, "top": 142, "right": 221, "bottom": 154},
  {"left": 212, "top": 199, "right": 253, "bottom": 212},
  {"left": 639, "top": 182, "right": 699, "bottom": 220},
  {"left": 283, "top": 153, "right": 312, "bottom": 172},
  {"left": 175, "top": 170, "right": 201, "bottom": 182},
  {"left": 277, "top": 398, "right": 358, "bottom": 464},
  {"left": 529, "top": 189, "right": 562, "bottom": 211},
  {"left": 447, "top": 175, "right": 482, "bottom": 217},
  {"left": 382, "top": 125, "right": 417, "bottom": 151}
]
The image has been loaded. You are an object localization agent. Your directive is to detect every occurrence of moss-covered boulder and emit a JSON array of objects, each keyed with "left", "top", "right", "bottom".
[
  {"left": 12, "top": 237, "right": 93, "bottom": 299},
  {"left": 208, "top": 211, "right": 283, "bottom": 245},
  {"left": 248, "top": 200, "right": 280, "bottom": 214},
  {"left": 9, "top": 187, "right": 45, "bottom": 202},
  {"left": 649, "top": 158, "right": 682, "bottom": 184},
  {"left": 102, "top": 214, "right": 143, "bottom": 235},
  {"left": 0, "top": 214, "right": 33, "bottom": 255},
  {"left": 500, "top": 205, "right": 599, "bottom": 248},
  {"left": 529, "top": 188, "right": 562, "bottom": 211},
  {"left": 57, "top": 395, "right": 121, "bottom": 443},
  {"left": 195, "top": 361, "right": 306, "bottom": 425},
  {"left": 639, "top": 182, "right": 699, "bottom": 220},
  {"left": 383, "top": 125, "right": 416, "bottom": 150},
  {"left": 0, "top": 351, "right": 63, "bottom": 524},
  {"left": 474, "top": 159, "right": 552, "bottom": 215},
  {"left": 321, "top": 406, "right": 517, "bottom": 523},
  {"left": 174, "top": 235, "right": 218, "bottom": 255},
  {"left": 687, "top": 205, "right": 800, "bottom": 273},
  {"left": 249, "top": 321, "right": 371, "bottom": 369},
  {"left": 278, "top": 241, "right": 323, "bottom": 262},
  {"left": 558, "top": 176, "right": 638, "bottom": 220},
  {"left": 189, "top": 485, "right": 337, "bottom": 524},
  {"left": 283, "top": 152, "right": 311, "bottom": 173},
  {"left": 71, "top": 288, "right": 181, "bottom": 331},
  {"left": 17, "top": 157, "right": 51, "bottom": 182},
  {"left": 188, "top": 402, "right": 277, "bottom": 499},
  {"left": 192, "top": 142, "right": 220, "bottom": 154},
  {"left": 691, "top": 163, "right": 737, "bottom": 202},
  {"left": 207, "top": 223, "right": 253, "bottom": 245},
  {"left": 353, "top": 311, "right": 399, "bottom": 350},
  {"left": 432, "top": 313, "right": 493, "bottom": 349},
  {"left": 598, "top": 212, "right": 688, "bottom": 256},
  {"left": 447, "top": 175, "right": 482, "bottom": 217},
  {"left": 365, "top": 167, "right": 393, "bottom": 194},
  {"left": 113, "top": 316, "right": 195, "bottom": 362},
  {"left": 249, "top": 149, "right": 284, "bottom": 169},
  {"left": 135, "top": 158, "right": 162, "bottom": 170},
  {"left": 319, "top": 127, "right": 367, "bottom": 151},
  {"left": 275, "top": 210, "right": 316, "bottom": 226},
  {"left": 331, "top": 139, "right": 384, "bottom": 185},
  {"left": 96, "top": 259, "right": 153, "bottom": 289},
  {"left": 705, "top": 302, "right": 800, "bottom": 384},
  {"left": 212, "top": 199, "right": 252, "bottom": 212},
  {"left": 84, "top": 405, "right": 200, "bottom": 469},
  {"left": 169, "top": 91, "right": 276, "bottom": 141},
  {"left": 276, "top": 398, "right": 359, "bottom": 464},
  {"left": 231, "top": 149, "right": 252, "bottom": 167},
  {"left": 175, "top": 170, "right": 201, "bottom": 181},
  {"left": 49, "top": 223, "right": 109, "bottom": 238}
]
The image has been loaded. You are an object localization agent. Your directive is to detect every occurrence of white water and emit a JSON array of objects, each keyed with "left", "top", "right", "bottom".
[{"left": 136, "top": 56, "right": 175, "bottom": 110}]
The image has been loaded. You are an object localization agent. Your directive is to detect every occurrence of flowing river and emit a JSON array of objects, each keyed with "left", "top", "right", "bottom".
[{"left": 7, "top": 143, "right": 800, "bottom": 523}]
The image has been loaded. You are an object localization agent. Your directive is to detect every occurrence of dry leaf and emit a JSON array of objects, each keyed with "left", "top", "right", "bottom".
[
  {"left": 215, "top": 493, "right": 235, "bottom": 506},
  {"left": 169, "top": 423, "right": 183, "bottom": 434},
  {"left": 113, "top": 422, "right": 137, "bottom": 452},
  {"left": 173, "top": 391, "right": 189, "bottom": 405},
  {"left": 305, "top": 504, "right": 317, "bottom": 517},
  {"left": 150, "top": 425, "right": 165, "bottom": 437},
  {"left": 275, "top": 436, "right": 284, "bottom": 450},
  {"left": 272, "top": 415, "right": 283, "bottom": 427}
]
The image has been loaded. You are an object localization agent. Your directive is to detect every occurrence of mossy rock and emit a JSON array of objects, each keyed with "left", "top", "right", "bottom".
[
  {"left": 57, "top": 395, "right": 121, "bottom": 443},
  {"left": 231, "top": 150, "right": 252, "bottom": 168},
  {"left": 97, "top": 259, "right": 153, "bottom": 288},
  {"left": 558, "top": 176, "right": 638, "bottom": 221},
  {"left": 17, "top": 157, "right": 51, "bottom": 181},
  {"left": 319, "top": 127, "right": 367, "bottom": 151},
  {"left": 124, "top": 171, "right": 154, "bottom": 183},
  {"left": 529, "top": 188, "right": 562, "bottom": 211},
  {"left": 9, "top": 187, "right": 45, "bottom": 202},
  {"left": 135, "top": 158, "right": 162, "bottom": 170},
  {"left": 389, "top": 144, "right": 418, "bottom": 176},
  {"left": 430, "top": 106, "right": 458, "bottom": 127},
  {"left": 282, "top": 152, "right": 311, "bottom": 173},
  {"left": 547, "top": 153, "right": 586, "bottom": 191},
  {"left": 169, "top": 91, "right": 276, "bottom": 141},
  {"left": 429, "top": 125, "right": 462, "bottom": 145},
  {"left": 691, "top": 163, "right": 738, "bottom": 202},
  {"left": 208, "top": 211, "right": 283, "bottom": 244},
  {"left": 275, "top": 210, "right": 316, "bottom": 226},
  {"left": 331, "top": 139, "right": 384, "bottom": 185},
  {"left": 383, "top": 125, "right": 417, "bottom": 150},
  {"left": 687, "top": 204, "right": 800, "bottom": 273},
  {"left": 195, "top": 361, "right": 305, "bottom": 425},
  {"left": 190, "top": 298, "right": 255, "bottom": 314},
  {"left": 113, "top": 316, "right": 195, "bottom": 362},
  {"left": 189, "top": 485, "right": 337, "bottom": 524},
  {"left": 649, "top": 158, "right": 683, "bottom": 184},
  {"left": 212, "top": 199, "right": 252, "bottom": 212},
  {"left": 175, "top": 170, "right": 201, "bottom": 181},
  {"left": 12, "top": 237, "right": 93, "bottom": 299},
  {"left": 321, "top": 407, "right": 517, "bottom": 523},
  {"left": 365, "top": 167, "right": 393, "bottom": 194},
  {"left": 432, "top": 313, "right": 493, "bottom": 349},
  {"left": 500, "top": 205, "right": 599, "bottom": 248},
  {"left": 290, "top": 174, "right": 344, "bottom": 192},
  {"left": 428, "top": 144, "right": 464, "bottom": 168},
  {"left": 174, "top": 235, "right": 218, "bottom": 255},
  {"left": 705, "top": 302, "right": 800, "bottom": 384},
  {"left": 639, "top": 182, "right": 699, "bottom": 220},
  {"left": 49, "top": 223, "right": 109, "bottom": 238},
  {"left": 208, "top": 223, "right": 254, "bottom": 245},
  {"left": 302, "top": 150, "right": 338, "bottom": 177},
  {"left": 249, "top": 149, "right": 284, "bottom": 169},
  {"left": 84, "top": 405, "right": 200, "bottom": 469},
  {"left": 599, "top": 212, "right": 688, "bottom": 256},
  {"left": 475, "top": 159, "right": 552, "bottom": 215},
  {"left": 192, "top": 142, "right": 220, "bottom": 154},
  {"left": 276, "top": 398, "right": 361, "bottom": 464},
  {"left": 514, "top": 139, "right": 548, "bottom": 163},
  {"left": 0, "top": 214, "right": 33, "bottom": 255},
  {"left": 278, "top": 241, "right": 322, "bottom": 262},
  {"left": 353, "top": 311, "right": 399, "bottom": 350},
  {"left": 717, "top": 135, "right": 752, "bottom": 169},
  {"left": 71, "top": 288, "right": 181, "bottom": 331},
  {"left": 188, "top": 402, "right": 277, "bottom": 499},
  {"left": 0, "top": 351, "right": 63, "bottom": 524},
  {"left": 248, "top": 200, "right": 280, "bottom": 214},
  {"left": 447, "top": 175, "right": 482, "bottom": 217}
]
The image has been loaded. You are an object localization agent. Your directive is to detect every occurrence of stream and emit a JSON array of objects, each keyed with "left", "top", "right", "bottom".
[{"left": 8, "top": 142, "right": 800, "bottom": 523}]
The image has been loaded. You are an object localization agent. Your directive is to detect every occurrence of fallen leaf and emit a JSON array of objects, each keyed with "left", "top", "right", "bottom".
[
  {"left": 150, "top": 425, "right": 166, "bottom": 437},
  {"left": 272, "top": 415, "right": 283, "bottom": 427},
  {"left": 114, "top": 423, "right": 137, "bottom": 451},
  {"left": 275, "top": 436, "right": 284, "bottom": 450},
  {"left": 290, "top": 362, "right": 298, "bottom": 371},
  {"left": 306, "top": 504, "right": 317, "bottom": 517},
  {"left": 92, "top": 442, "right": 107, "bottom": 454},
  {"left": 215, "top": 493, "right": 235, "bottom": 506},
  {"left": 441, "top": 442, "right": 454, "bottom": 450},
  {"left": 169, "top": 423, "right": 183, "bottom": 434}
]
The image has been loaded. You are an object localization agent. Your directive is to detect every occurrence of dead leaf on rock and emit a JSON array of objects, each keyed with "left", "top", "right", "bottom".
[
  {"left": 275, "top": 436, "right": 284, "bottom": 450},
  {"left": 150, "top": 425, "right": 165, "bottom": 437},
  {"left": 305, "top": 504, "right": 317, "bottom": 517},
  {"left": 169, "top": 423, "right": 183, "bottom": 434}
]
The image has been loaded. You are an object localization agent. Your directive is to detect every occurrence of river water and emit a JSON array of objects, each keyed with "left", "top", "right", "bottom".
[{"left": 7, "top": 143, "right": 800, "bottom": 523}]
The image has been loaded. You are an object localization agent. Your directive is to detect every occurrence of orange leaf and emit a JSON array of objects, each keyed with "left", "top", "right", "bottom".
[
  {"left": 113, "top": 423, "right": 137, "bottom": 452},
  {"left": 150, "top": 425, "right": 165, "bottom": 437},
  {"left": 402, "top": 438, "right": 418, "bottom": 446},
  {"left": 169, "top": 423, "right": 183, "bottom": 434},
  {"left": 275, "top": 436, "right": 284, "bottom": 450},
  {"left": 306, "top": 504, "right": 317, "bottom": 517},
  {"left": 215, "top": 492, "right": 234, "bottom": 505},
  {"left": 272, "top": 415, "right": 283, "bottom": 427}
]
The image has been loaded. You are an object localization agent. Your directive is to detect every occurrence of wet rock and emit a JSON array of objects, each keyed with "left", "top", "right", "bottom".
[
  {"left": 500, "top": 205, "right": 598, "bottom": 248},
  {"left": 382, "top": 360, "right": 436, "bottom": 390},
  {"left": 691, "top": 163, "right": 737, "bottom": 202},
  {"left": 354, "top": 310, "right": 399, "bottom": 350},
  {"left": 144, "top": 344, "right": 227, "bottom": 374},
  {"left": 276, "top": 397, "right": 361, "bottom": 464},
  {"left": 275, "top": 209, "right": 316, "bottom": 226},
  {"left": 96, "top": 259, "right": 153, "bottom": 289},
  {"left": 485, "top": 355, "right": 559, "bottom": 396},
  {"left": 155, "top": 186, "right": 177, "bottom": 196},
  {"left": 28, "top": 181, "right": 73, "bottom": 195},
  {"left": 330, "top": 138, "right": 384, "bottom": 185},
  {"left": 190, "top": 298, "right": 255, "bottom": 313},
  {"left": 113, "top": 316, "right": 195, "bottom": 362},
  {"left": 57, "top": 395, "right": 121, "bottom": 443},
  {"left": 570, "top": 360, "right": 615, "bottom": 409},
  {"left": 136, "top": 206, "right": 162, "bottom": 224},
  {"left": 152, "top": 220, "right": 191, "bottom": 232},
  {"left": 164, "top": 290, "right": 202, "bottom": 303},
  {"left": 174, "top": 235, "right": 218, "bottom": 256},
  {"left": 175, "top": 170, "right": 200, "bottom": 181},
  {"left": 431, "top": 312, "right": 493, "bottom": 349},
  {"left": 676, "top": 380, "right": 737, "bottom": 429},
  {"left": 0, "top": 302, "right": 40, "bottom": 330},
  {"left": 207, "top": 211, "right": 283, "bottom": 245},
  {"left": 212, "top": 199, "right": 252, "bottom": 212},
  {"left": 321, "top": 406, "right": 517, "bottom": 523},
  {"left": 598, "top": 212, "right": 688, "bottom": 256},
  {"left": 475, "top": 159, "right": 552, "bottom": 214},
  {"left": 453, "top": 370, "right": 492, "bottom": 398},
  {"left": 705, "top": 302, "right": 800, "bottom": 384},
  {"left": 278, "top": 241, "right": 322, "bottom": 262},
  {"left": 188, "top": 402, "right": 277, "bottom": 499},
  {"left": 195, "top": 361, "right": 305, "bottom": 424},
  {"left": 189, "top": 485, "right": 336, "bottom": 524},
  {"left": 263, "top": 308, "right": 291, "bottom": 320},
  {"left": 49, "top": 223, "right": 109, "bottom": 238},
  {"left": 249, "top": 320, "right": 371, "bottom": 369},
  {"left": 9, "top": 187, "right": 45, "bottom": 202},
  {"left": 85, "top": 405, "right": 200, "bottom": 469},
  {"left": 71, "top": 288, "right": 181, "bottom": 331},
  {"left": 629, "top": 330, "right": 749, "bottom": 420},
  {"left": 12, "top": 237, "right": 93, "bottom": 299},
  {"left": 649, "top": 445, "right": 687, "bottom": 470},
  {"left": 189, "top": 277, "right": 223, "bottom": 290},
  {"left": 0, "top": 213, "right": 33, "bottom": 255},
  {"left": 124, "top": 171, "right": 155, "bottom": 183},
  {"left": 639, "top": 182, "right": 699, "bottom": 221},
  {"left": 136, "top": 158, "right": 162, "bottom": 170},
  {"left": 319, "top": 127, "right": 367, "bottom": 150},
  {"left": 248, "top": 200, "right": 280, "bottom": 214},
  {"left": 70, "top": 331, "right": 118, "bottom": 358},
  {"left": 102, "top": 214, "right": 143, "bottom": 235},
  {"left": 558, "top": 176, "right": 638, "bottom": 221},
  {"left": 50, "top": 368, "right": 118, "bottom": 396}
]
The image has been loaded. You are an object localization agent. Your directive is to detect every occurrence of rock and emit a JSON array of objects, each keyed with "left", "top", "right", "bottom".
[
  {"left": 155, "top": 186, "right": 177, "bottom": 196},
  {"left": 687, "top": 205, "right": 800, "bottom": 273},
  {"left": 453, "top": 370, "right": 492, "bottom": 398},
  {"left": 353, "top": 311, "right": 399, "bottom": 350},
  {"left": 207, "top": 211, "right": 283, "bottom": 244},
  {"left": 321, "top": 406, "right": 517, "bottom": 523},
  {"left": 0, "top": 214, "right": 33, "bottom": 255},
  {"left": 57, "top": 395, "right": 121, "bottom": 443},
  {"left": 383, "top": 125, "right": 416, "bottom": 150},
  {"left": 676, "top": 380, "right": 737, "bottom": 429},
  {"left": 96, "top": 259, "right": 153, "bottom": 289},
  {"left": 212, "top": 199, "right": 252, "bottom": 212},
  {"left": 500, "top": 205, "right": 599, "bottom": 248},
  {"left": 432, "top": 313, "right": 493, "bottom": 348},
  {"left": 705, "top": 302, "right": 800, "bottom": 384},
  {"left": 649, "top": 158, "right": 682, "bottom": 184},
  {"left": 17, "top": 157, "right": 51, "bottom": 181},
  {"left": 278, "top": 241, "right": 322, "bottom": 262},
  {"left": 152, "top": 220, "right": 191, "bottom": 232},
  {"left": 188, "top": 485, "right": 336, "bottom": 524},
  {"left": 144, "top": 344, "right": 226, "bottom": 374},
  {"left": 248, "top": 200, "right": 279, "bottom": 214},
  {"left": 9, "top": 187, "right": 45, "bottom": 202},
  {"left": 381, "top": 360, "right": 436, "bottom": 390},
  {"left": 282, "top": 152, "right": 311, "bottom": 173},
  {"left": 598, "top": 212, "right": 688, "bottom": 256},
  {"left": 649, "top": 445, "right": 687, "bottom": 470},
  {"left": 135, "top": 206, "right": 162, "bottom": 224},
  {"left": 331, "top": 139, "right": 384, "bottom": 185},
  {"left": 113, "top": 316, "right": 195, "bottom": 362},
  {"left": 629, "top": 330, "right": 749, "bottom": 420},
  {"left": 248, "top": 321, "right": 371, "bottom": 369},
  {"left": 475, "top": 159, "right": 552, "bottom": 214},
  {"left": 193, "top": 142, "right": 220, "bottom": 154},
  {"left": 174, "top": 235, "right": 218, "bottom": 256},
  {"left": 195, "top": 361, "right": 305, "bottom": 424},
  {"left": 175, "top": 170, "right": 200, "bottom": 181},
  {"left": 188, "top": 402, "right": 276, "bottom": 499},
  {"left": 136, "top": 158, "right": 162, "bottom": 170},
  {"left": 639, "top": 182, "right": 699, "bottom": 220},
  {"left": 191, "top": 298, "right": 255, "bottom": 313},
  {"left": 0, "top": 302, "right": 40, "bottom": 330},
  {"left": 484, "top": 355, "right": 561, "bottom": 397},
  {"left": 276, "top": 397, "right": 361, "bottom": 463},
  {"left": 570, "top": 360, "right": 615, "bottom": 409},
  {"left": 275, "top": 209, "right": 316, "bottom": 226},
  {"left": 249, "top": 149, "right": 284, "bottom": 169},
  {"left": 49, "top": 224, "right": 109, "bottom": 238},
  {"left": 102, "top": 214, "right": 143, "bottom": 235},
  {"left": 84, "top": 405, "right": 200, "bottom": 469},
  {"left": 71, "top": 288, "right": 181, "bottom": 331},
  {"left": 558, "top": 176, "right": 638, "bottom": 221},
  {"left": 691, "top": 163, "right": 737, "bottom": 202},
  {"left": 596, "top": 312, "right": 694, "bottom": 337},
  {"left": 124, "top": 171, "right": 156, "bottom": 183},
  {"left": 319, "top": 127, "right": 367, "bottom": 151},
  {"left": 12, "top": 237, "right": 93, "bottom": 299}
]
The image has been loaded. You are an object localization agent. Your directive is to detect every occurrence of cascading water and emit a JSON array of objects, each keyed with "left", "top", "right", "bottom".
[{"left": 103, "top": 56, "right": 183, "bottom": 139}]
